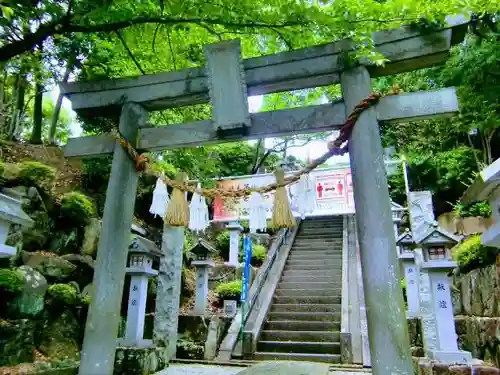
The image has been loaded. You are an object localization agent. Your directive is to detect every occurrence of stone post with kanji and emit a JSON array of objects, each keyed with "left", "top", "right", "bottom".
[
  {"left": 415, "top": 223, "right": 471, "bottom": 364},
  {"left": 396, "top": 229, "right": 419, "bottom": 317}
]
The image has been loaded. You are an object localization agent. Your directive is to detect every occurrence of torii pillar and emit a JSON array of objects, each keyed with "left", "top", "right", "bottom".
[
  {"left": 341, "top": 67, "right": 413, "bottom": 373},
  {"left": 78, "top": 103, "right": 147, "bottom": 375}
]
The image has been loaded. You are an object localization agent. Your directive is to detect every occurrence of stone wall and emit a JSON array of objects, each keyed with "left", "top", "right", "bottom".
[
  {"left": 408, "top": 317, "right": 500, "bottom": 367},
  {"left": 414, "top": 357, "right": 499, "bottom": 375},
  {"left": 452, "top": 265, "right": 500, "bottom": 317},
  {"left": 176, "top": 315, "right": 231, "bottom": 360}
]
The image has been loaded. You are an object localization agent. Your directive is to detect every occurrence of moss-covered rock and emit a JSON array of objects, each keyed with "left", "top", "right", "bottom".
[
  {"left": 60, "top": 254, "right": 94, "bottom": 289},
  {"left": 0, "top": 268, "right": 24, "bottom": 317},
  {"left": 38, "top": 310, "right": 81, "bottom": 360},
  {"left": 18, "top": 187, "right": 52, "bottom": 251},
  {"left": 7, "top": 265, "right": 48, "bottom": 319},
  {"left": 0, "top": 318, "right": 36, "bottom": 366},
  {"left": 46, "top": 283, "right": 79, "bottom": 305},
  {"left": 16, "top": 161, "right": 56, "bottom": 192},
  {"left": 21, "top": 251, "right": 76, "bottom": 281},
  {"left": 48, "top": 229, "right": 80, "bottom": 255},
  {"left": 114, "top": 347, "right": 168, "bottom": 375},
  {"left": 59, "top": 192, "right": 95, "bottom": 227},
  {"left": 80, "top": 218, "right": 101, "bottom": 257}
]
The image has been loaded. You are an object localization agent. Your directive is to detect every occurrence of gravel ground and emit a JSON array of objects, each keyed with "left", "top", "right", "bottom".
[{"left": 156, "top": 364, "right": 246, "bottom": 375}]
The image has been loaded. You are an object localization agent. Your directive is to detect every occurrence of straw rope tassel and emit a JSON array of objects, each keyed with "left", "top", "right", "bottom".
[
  {"left": 165, "top": 172, "right": 189, "bottom": 226},
  {"left": 272, "top": 168, "right": 296, "bottom": 229}
]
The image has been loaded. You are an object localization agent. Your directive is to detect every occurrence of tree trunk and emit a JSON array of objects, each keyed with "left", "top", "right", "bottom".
[
  {"left": 0, "top": 66, "right": 6, "bottom": 133},
  {"left": 467, "top": 133, "right": 482, "bottom": 171},
  {"left": 30, "top": 80, "right": 43, "bottom": 144},
  {"left": 30, "top": 47, "right": 44, "bottom": 144},
  {"left": 485, "top": 130, "right": 495, "bottom": 165},
  {"left": 8, "top": 69, "right": 27, "bottom": 139},
  {"left": 48, "top": 61, "right": 73, "bottom": 145}
]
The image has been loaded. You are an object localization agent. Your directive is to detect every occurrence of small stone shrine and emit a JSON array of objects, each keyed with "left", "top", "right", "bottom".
[
  {"left": 396, "top": 229, "right": 419, "bottom": 317},
  {"left": 189, "top": 238, "right": 217, "bottom": 315},
  {"left": 415, "top": 223, "right": 472, "bottom": 364},
  {"left": 0, "top": 189, "right": 33, "bottom": 257},
  {"left": 118, "top": 235, "right": 163, "bottom": 347}
]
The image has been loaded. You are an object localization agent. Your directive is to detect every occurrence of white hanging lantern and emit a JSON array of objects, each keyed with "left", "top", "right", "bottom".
[
  {"left": 249, "top": 192, "right": 267, "bottom": 233},
  {"left": 149, "top": 176, "right": 169, "bottom": 218},
  {"left": 188, "top": 184, "right": 210, "bottom": 233}
]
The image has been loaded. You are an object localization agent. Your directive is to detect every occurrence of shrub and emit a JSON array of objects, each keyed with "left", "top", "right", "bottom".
[
  {"left": 47, "top": 283, "right": 79, "bottom": 305},
  {"left": 0, "top": 268, "right": 24, "bottom": 293},
  {"left": 215, "top": 231, "right": 231, "bottom": 259},
  {"left": 16, "top": 161, "right": 56, "bottom": 191},
  {"left": 215, "top": 280, "right": 242, "bottom": 300},
  {"left": 453, "top": 235, "right": 499, "bottom": 274},
  {"left": 60, "top": 192, "right": 96, "bottom": 226},
  {"left": 251, "top": 244, "right": 267, "bottom": 266},
  {"left": 266, "top": 221, "right": 279, "bottom": 235},
  {"left": 453, "top": 201, "right": 491, "bottom": 218}
]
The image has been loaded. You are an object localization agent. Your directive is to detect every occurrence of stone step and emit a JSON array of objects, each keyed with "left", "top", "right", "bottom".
[
  {"left": 286, "top": 259, "right": 342, "bottom": 267},
  {"left": 275, "top": 288, "right": 341, "bottom": 297},
  {"left": 284, "top": 264, "right": 341, "bottom": 271},
  {"left": 282, "top": 268, "right": 339, "bottom": 275},
  {"left": 273, "top": 295, "right": 341, "bottom": 305},
  {"left": 257, "top": 340, "right": 341, "bottom": 354},
  {"left": 298, "top": 231, "right": 343, "bottom": 236},
  {"left": 271, "top": 304, "right": 341, "bottom": 313},
  {"left": 278, "top": 281, "right": 340, "bottom": 290},
  {"left": 300, "top": 223, "right": 343, "bottom": 228},
  {"left": 281, "top": 275, "right": 340, "bottom": 283},
  {"left": 298, "top": 229, "right": 343, "bottom": 235},
  {"left": 292, "top": 242, "right": 342, "bottom": 247},
  {"left": 254, "top": 351, "right": 341, "bottom": 363},
  {"left": 291, "top": 247, "right": 342, "bottom": 253},
  {"left": 267, "top": 311, "right": 341, "bottom": 322},
  {"left": 264, "top": 320, "right": 341, "bottom": 332},
  {"left": 290, "top": 249, "right": 342, "bottom": 254},
  {"left": 294, "top": 236, "right": 342, "bottom": 241},
  {"left": 260, "top": 330, "right": 341, "bottom": 342},
  {"left": 288, "top": 253, "right": 342, "bottom": 260}
]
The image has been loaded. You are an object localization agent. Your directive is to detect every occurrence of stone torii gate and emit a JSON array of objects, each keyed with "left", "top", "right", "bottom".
[{"left": 62, "top": 18, "right": 466, "bottom": 375}]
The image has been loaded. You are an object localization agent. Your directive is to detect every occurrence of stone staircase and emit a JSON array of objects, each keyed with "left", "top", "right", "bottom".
[{"left": 255, "top": 216, "right": 343, "bottom": 363}]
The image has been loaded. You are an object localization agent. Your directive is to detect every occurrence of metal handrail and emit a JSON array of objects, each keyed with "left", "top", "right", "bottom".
[{"left": 243, "top": 227, "right": 288, "bottom": 324}]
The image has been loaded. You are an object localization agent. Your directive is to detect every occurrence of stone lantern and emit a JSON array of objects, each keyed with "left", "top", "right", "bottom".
[
  {"left": 189, "top": 238, "right": 216, "bottom": 315},
  {"left": 0, "top": 190, "right": 33, "bottom": 258},
  {"left": 414, "top": 222, "right": 471, "bottom": 364},
  {"left": 119, "top": 235, "right": 163, "bottom": 347},
  {"left": 225, "top": 221, "right": 243, "bottom": 267},
  {"left": 391, "top": 201, "right": 405, "bottom": 240},
  {"left": 396, "top": 229, "right": 419, "bottom": 317}
]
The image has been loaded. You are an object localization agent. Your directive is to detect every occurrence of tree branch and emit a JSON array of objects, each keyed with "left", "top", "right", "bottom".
[
  {"left": 115, "top": 30, "right": 146, "bottom": 75},
  {"left": 0, "top": 14, "right": 419, "bottom": 62}
]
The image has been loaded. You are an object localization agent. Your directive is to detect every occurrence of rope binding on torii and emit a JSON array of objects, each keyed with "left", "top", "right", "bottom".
[{"left": 112, "top": 86, "right": 400, "bottom": 228}]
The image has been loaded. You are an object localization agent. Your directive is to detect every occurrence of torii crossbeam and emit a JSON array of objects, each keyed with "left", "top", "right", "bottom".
[{"left": 62, "top": 17, "right": 468, "bottom": 375}]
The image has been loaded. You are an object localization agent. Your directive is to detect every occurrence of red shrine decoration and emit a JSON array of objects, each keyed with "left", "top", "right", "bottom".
[
  {"left": 316, "top": 183, "right": 324, "bottom": 198},
  {"left": 337, "top": 180, "right": 344, "bottom": 196}
]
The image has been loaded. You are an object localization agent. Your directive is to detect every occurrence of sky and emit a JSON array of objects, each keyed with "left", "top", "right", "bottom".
[{"left": 54, "top": 86, "right": 349, "bottom": 165}]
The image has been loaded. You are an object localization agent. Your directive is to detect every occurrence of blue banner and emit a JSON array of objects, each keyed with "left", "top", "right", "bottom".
[{"left": 240, "top": 235, "right": 252, "bottom": 304}]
